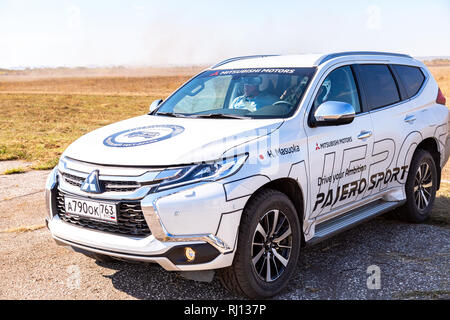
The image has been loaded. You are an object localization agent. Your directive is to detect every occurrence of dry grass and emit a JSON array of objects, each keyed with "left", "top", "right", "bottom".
[
  {"left": 1, "top": 224, "right": 45, "bottom": 233},
  {"left": 394, "top": 289, "right": 450, "bottom": 300},
  {"left": 0, "top": 75, "right": 191, "bottom": 96},
  {"left": 428, "top": 65, "right": 450, "bottom": 97},
  {"left": 0, "top": 92, "right": 182, "bottom": 166},
  {"left": 3, "top": 167, "right": 28, "bottom": 175},
  {"left": 0, "top": 65, "right": 206, "bottom": 79},
  {"left": 423, "top": 59, "right": 450, "bottom": 67},
  {"left": 431, "top": 182, "right": 450, "bottom": 226}
]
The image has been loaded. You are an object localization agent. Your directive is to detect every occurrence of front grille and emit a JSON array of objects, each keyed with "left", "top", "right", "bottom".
[
  {"left": 56, "top": 190, "right": 151, "bottom": 237},
  {"left": 62, "top": 173, "right": 84, "bottom": 187},
  {"left": 61, "top": 172, "right": 140, "bottom": 192}
]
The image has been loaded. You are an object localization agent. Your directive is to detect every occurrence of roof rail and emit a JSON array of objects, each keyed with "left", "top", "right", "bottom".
[
  {"left": 315, "top": 51, "right": 412, "bottom": 65},
  {"left": 211, "top": 55, "right": 279, "bottom": 69}
]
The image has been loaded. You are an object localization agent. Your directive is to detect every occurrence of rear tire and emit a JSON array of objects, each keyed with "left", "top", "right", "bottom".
[
  {"left": 397, "top": 149, "right": 438, "bottom": 223},
  {"left": 218, "top": 189, "right": 301, "bottom": 298}
]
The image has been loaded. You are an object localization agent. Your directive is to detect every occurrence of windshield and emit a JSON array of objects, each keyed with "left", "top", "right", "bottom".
[{"left": 155, "top": 67, "right": 316, "bottom": 119}]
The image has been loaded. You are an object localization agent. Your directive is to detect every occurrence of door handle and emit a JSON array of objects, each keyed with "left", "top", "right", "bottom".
[
  {"left": 357, "top": 130, "right": 372, "bottom": 140},
  {"left": 404, "top": 114, "right": 416, "bottom": 123}
]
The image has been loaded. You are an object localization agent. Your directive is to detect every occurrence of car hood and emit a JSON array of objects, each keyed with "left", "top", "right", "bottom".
[{"left": 63, "top": 115, "right": 283, "bottom": 166}]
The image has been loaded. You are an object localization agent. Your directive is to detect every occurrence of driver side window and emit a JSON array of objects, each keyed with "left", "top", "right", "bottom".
[{"left": 313, "top": 66, "right": 361, "bottom": 113}]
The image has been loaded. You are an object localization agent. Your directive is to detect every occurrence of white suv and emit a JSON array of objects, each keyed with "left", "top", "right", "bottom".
[{"left": 45, "top": 52, "right": 449, "bottom": 298}]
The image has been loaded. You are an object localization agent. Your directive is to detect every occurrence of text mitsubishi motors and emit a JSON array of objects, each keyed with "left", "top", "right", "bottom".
[{"left": 46, "top": 52, "right": 450, "bottom": 298}]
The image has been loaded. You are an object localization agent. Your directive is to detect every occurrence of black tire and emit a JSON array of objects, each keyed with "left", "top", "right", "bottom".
[
  {"left": 397, "top": 149, "right": 438, "bottom": 223},
  {"left": 218, "top": 188, "right": 301, "bottom": 298}
]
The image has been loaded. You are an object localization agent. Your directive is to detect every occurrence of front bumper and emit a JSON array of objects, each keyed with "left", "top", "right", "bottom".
[{"left": 45, "top": 166, "right": 243, "bottom": 271}]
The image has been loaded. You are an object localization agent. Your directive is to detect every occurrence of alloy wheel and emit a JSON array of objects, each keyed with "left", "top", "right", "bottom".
[
  {"left": 413, "top": 162, "right": 433, "bottom": 211},
  {"left": 251, "top": 209, "right": 292, "bottom": 282}
]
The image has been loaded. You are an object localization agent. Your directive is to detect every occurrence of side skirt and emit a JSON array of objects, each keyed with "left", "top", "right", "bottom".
[{"left": 306, "top": 199, "right": 405, "bottom": 246}]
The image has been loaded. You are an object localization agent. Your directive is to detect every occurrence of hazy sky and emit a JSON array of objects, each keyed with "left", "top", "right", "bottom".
[{"left": 0, "top": 0, "right": 449, "bottom": 68}]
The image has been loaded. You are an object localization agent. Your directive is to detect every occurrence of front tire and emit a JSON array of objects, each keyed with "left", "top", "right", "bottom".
[
  {"left": 398, "top": 149, "right": 438, "bottom": 222},
  {"left": 218, "top": 189, "right": 301, "bottom": 298}
]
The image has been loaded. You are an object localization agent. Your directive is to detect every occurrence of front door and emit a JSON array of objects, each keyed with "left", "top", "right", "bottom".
[{"left": 305, "top": 65, "right": 374, "bottom": 220}]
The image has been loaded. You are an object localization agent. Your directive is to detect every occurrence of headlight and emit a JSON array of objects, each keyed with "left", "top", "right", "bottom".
[
  {"left": 155, "top": 154, "right": 248, "bottom": 190},
  {"left": 45, "top": 166, "right": 58, "bottom": 190}
]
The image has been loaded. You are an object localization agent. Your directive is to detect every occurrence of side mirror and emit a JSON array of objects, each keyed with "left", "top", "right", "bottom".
[
  {"left": 312, "top": 101, "right": 355, "bottom": 127},
  {"left": 149, "top": 99, "right": 163, "bottom": 113}
]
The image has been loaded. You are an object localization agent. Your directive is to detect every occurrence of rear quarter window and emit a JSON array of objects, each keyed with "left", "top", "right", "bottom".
[
  {"left": 358, "top": 64, "right": 400, "bottom": 110},
  {"left": 391, "top": 64, "right": 425, "bottom": 99}
]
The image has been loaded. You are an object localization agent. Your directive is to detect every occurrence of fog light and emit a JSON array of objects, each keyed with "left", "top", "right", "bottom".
[{"left": 185, "top": 247, "right": 196, "bottom": 262}]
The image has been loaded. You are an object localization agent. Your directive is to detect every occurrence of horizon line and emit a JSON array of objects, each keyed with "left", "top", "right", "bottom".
[{"left": 2, "top": 55, "right": 450, "bottom": 71}]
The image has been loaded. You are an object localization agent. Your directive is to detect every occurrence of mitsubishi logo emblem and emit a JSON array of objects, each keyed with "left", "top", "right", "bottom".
[{"left": 81, "top": 170, "right": 102, "bottom": 193}]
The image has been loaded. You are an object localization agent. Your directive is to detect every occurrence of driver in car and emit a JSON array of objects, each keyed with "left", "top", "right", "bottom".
[{"left": 230, "top": 76, "right": 278, "bottom": 112}]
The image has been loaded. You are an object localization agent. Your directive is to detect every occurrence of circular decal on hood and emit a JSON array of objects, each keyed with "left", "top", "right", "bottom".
[{"left": 103, "top": 125, "right": 184, "bottom": 147}]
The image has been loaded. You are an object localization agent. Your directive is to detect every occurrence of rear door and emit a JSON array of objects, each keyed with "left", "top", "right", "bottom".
[{"left": 353, "top": 64, "right": 426, "bottom": 199}]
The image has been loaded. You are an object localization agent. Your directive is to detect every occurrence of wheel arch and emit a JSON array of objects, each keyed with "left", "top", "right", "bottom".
[
  {"left": 243, "top": 177, "right": 306, "bottom": 246},
  {"left": 415, "top": 137, "right": 441, "bottom": 190}
]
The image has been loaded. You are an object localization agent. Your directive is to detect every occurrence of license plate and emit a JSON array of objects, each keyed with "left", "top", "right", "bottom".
[{"left": 64, "top": 196, "right": 118, "bottom": 224}]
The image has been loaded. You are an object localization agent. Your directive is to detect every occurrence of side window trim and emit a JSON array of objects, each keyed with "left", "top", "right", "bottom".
[
  {"left": 354, "top": 63, "right": 402, "bottom": 111},
  {"left": 350, "top": 64, "right": 369, "bottom": 113},
  {"left": 387, "top": 64, "right": 408, "bottom": 101}
]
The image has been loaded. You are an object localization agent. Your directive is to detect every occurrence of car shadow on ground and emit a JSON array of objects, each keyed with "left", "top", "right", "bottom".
[
  {"left": 95, "top": 259, "right": 241, "bottom": 300},
  {"left": 95, "top": 210, "right": 449, "bottom": 300}
]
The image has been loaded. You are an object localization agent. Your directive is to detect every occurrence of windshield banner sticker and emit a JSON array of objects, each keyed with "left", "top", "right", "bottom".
[
  {"left": 218, "top": 68, "right": 295, "bottom": 75},
  {"left": 205, "top": 68, "right": 312, "bottom": 77},
  {"left": 103, "top": 125, "right": 184, "bottom": 148}
]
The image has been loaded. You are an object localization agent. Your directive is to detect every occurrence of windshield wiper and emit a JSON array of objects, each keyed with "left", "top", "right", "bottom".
[
  {"left": 156, "top": 112, "right": 189, "bottom": 118},
  {"left": 192, "top": 113, "right": 249, "bottom": 119}
]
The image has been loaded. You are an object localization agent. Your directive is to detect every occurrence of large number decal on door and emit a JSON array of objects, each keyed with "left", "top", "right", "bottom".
[{"left": 311, "top": 133, "right": 424, "bottom": 215}]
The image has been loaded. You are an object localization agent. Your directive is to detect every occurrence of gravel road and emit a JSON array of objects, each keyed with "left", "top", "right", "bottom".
[{"left": 0, "top": 169, "right": 448, "bottom": 300}]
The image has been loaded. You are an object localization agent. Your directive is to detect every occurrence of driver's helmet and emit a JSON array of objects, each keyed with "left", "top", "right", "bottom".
[{"left": 321, "top": 79, "right": 331, "bottom": 101}]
